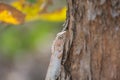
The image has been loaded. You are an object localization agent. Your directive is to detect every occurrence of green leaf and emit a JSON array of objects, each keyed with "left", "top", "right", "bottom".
[{"left": 27, "top": 0, "right": 37, "bottom": 3}]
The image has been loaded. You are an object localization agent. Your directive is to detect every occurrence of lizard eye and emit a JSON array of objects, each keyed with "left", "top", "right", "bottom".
[{"left": 58, "top": 36, "right": 63, "bottom": 39}]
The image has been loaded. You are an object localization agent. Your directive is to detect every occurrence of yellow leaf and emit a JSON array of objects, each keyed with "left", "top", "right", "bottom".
[
  {"left": 39, "top": 7, "right": 66, "bottom": 21},
  {"left": 0, "top": 3, "right": 25, "bottom": 25},
  {"left": 0, "top": 10, "right": 19, "bottom": 24},
  {"left": 11, "top": 1, "right": 66, "bottom": 22},
  {"left": 11, "top": 1, "right": 43, "bottom": 21}
]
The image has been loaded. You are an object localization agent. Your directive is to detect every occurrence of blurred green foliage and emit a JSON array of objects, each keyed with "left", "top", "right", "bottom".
[
  {"left": 0, "top": 21, "right": 63, "bottom": 58},
  {"left": 27, "top": 0, "right": 37, "bottom": 3},
  {"left": 0, "top": 1, "right": 66, "bottom": 79}
]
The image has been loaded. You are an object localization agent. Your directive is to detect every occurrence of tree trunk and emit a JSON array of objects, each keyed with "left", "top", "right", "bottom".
[{"left": 46, "top": 0, "right": 120, "bottom": 80}]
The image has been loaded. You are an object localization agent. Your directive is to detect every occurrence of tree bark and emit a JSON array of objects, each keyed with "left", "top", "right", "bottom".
[{"left": 46, "top": 0, "right": 120, "bottom": 80}]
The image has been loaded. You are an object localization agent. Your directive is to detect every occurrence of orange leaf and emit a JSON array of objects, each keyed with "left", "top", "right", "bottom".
[{"left": 0, "top": 3, "right": 25, "bottom": 25}]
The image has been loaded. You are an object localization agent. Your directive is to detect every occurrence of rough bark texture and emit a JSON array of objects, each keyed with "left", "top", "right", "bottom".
[{"left": 46, "top": 0, "right": 120, "bottom": 80}]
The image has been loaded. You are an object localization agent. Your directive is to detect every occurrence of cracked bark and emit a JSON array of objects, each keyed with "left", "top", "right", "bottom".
[{"left": 46, "top": 0, "right": 120, "bottom": 80}]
